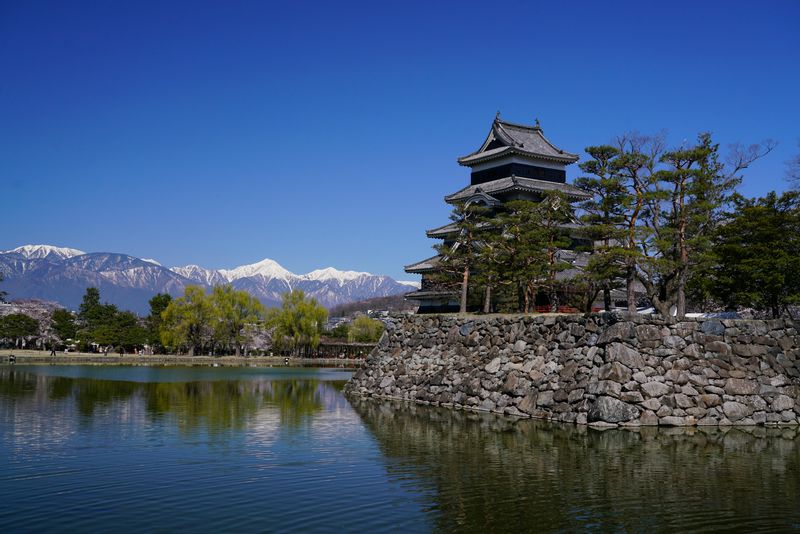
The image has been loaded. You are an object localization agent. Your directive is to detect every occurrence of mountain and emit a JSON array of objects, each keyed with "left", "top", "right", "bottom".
[
  {"left": 0, "top": 245, "right": 416, "bottom": 314},
  {"left": 0, "top": 252, "right": 196, "bottom": 315},
  {"left": 4, "top": 244, "right": 85, "bottom": 261},
  {"left": 170, "top": 265, "right": 228, "bottom": 286},
  {"left": 174, "top": 259, "right": 414, "bottom": 309}
]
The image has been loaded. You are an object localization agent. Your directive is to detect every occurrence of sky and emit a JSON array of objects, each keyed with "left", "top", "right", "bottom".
[{"left": 2, "top": 0, "right": 799, "bottom": 280}]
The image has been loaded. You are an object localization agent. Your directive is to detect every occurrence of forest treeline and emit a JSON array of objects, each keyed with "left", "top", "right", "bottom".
[{"left": 0, "top": 286, "right": 385, "bottom": 356}]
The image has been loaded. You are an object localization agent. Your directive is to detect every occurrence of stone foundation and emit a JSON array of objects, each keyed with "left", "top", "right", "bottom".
[{"left": 345, "top": 313, "right": 800, "bottom": 427}]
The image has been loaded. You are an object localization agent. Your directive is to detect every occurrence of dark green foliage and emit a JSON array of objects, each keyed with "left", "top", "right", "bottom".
[
  {"left": 632, "top": 133, "right": 773, "bottom": 317},
  {"left": 76, "top": 287, "right": 146, "bottom": 352},
  {"left": 574, "top": 145, "right": 629, "bottom": 311},
  {"left": 697, "top": 191, "right": 800, "bottom": 318},
  {"left": 146, "top": 293, "right": 172, "bottom": 351},
  {"left": 327, "top": 323, "right": 350, "bottom": 339},
  {"left": 0, "top": 272, "right": 7, "bottom": 303},
  {"left": 432, "top": 202, "right": 491, "bottom": 313},
  {"left": 51, "top": 308, "right": 78, "bottom": 343},
  {"left": 0, "top": 313, "right": 40, "bottom": 347}
]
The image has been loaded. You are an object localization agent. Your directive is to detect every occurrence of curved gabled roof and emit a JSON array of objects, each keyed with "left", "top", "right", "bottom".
[
  {"left": 458, "top": 116, "right": 579, "bottom": 167},
  {"left": 445, "top": 175, "right": 591, "bottom": 204}
]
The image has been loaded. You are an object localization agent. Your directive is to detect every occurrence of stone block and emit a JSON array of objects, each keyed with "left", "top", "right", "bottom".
[
  {"left": 706, "top": 341, "right": 731, "bottom": 355},
  {"left": 641, "top": 381, "right": 671, "bottom": 398},
  {"left": 697, "top": 394, "right": 721, "bottom": 408},
  {"left": 640, "top": 410, "right": 659, "bottom": 426},
  {"left": 620, "top": 391, "right": 644, "bottom": 403},
  {"left": 587, "top": 380, "right": 622, "bottom": 398},
  {"left": 660, "top": 416, "right": 687, "bottom": 426},
  {"left": 640, "top": 398, "right": 661, "bottom": 411},
  {"left": 772, "top": 394, "right": 795, "bottom": 411},
  {"left": 536, "top": 390, "right": 555, "bottom": 407},
  {"left": 700, "top": 320, "right": 725, "bottom": 336},
  {"left": 724, "top": 378, "right": 759, "bottom": 395},
  {"left": 587, "top": 396, "right": 639, "bottom": 423},
  {"left": 597, "top": 322, "right": 635, "bottom": 345},
  {"left": 607, "top": 343, "right": 645, "bottom": 368},
  {"left": 722, "top": 401, "right": 752, "bottom": 422},
  {"left": 517, "top": 392, "right": 538, "bottom": 414},
  {"left": 485, "top": 357, "right": 502, "bottom": 374},
  {"left": 636, "top": 324, "right": 662, "bottom": 341},
  {"left": 598, "top": 362, "right": 632, "bottom": 383}
]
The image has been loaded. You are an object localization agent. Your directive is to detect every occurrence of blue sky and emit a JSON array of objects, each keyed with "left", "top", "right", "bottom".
[{"left": 2, "top": 0, "right": 798, "bottom": 280}]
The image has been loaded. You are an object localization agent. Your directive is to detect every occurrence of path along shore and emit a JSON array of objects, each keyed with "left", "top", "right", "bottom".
[{"left": 0, "top": 349, "right": 363, "bottom": 367}]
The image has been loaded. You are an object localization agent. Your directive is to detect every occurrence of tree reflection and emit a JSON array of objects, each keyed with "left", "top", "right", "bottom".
[
  {"left": 349, "top": 397, "right": 800, "bottom": 533},
  {"left": 0, "top": 369, "right": 330, "bottom": 436}
]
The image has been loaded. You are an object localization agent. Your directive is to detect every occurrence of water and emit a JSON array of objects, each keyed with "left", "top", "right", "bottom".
[{"left": 1, "top": 365, "right": 798, "bottom": 533}]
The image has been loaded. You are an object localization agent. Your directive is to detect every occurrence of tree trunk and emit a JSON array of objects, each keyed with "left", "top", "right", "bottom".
[
  {"left": 603, "top": 286, "right": 611, "bottom": 311},
  {"left": 626, "top": 264, "right": 637, "bottom": 312},
  {"left": 460, "top": 266, "right": 470, "bottom": 314},
  {"left": 188, "top": 345, "right": 195, "bottom": 357},
  {"left": 235, "top": 344, "right": 241, "bottom": 358},
  {"left": 676, "top": 267, "right": 687, "bottom": 319},
  {"left": 483, "top": 284, "right": 492, "bottom": 314}
]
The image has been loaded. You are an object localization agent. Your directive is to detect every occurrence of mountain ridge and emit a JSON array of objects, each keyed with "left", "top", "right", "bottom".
[{"left": 0, "top": 244, "right": 418, "bottom": 314}]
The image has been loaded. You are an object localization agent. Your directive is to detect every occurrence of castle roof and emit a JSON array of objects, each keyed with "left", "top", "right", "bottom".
[
  {"left": 444, "top": 175, "right": 591, "bottom": 204},
  {"left": 457, "top": 116, "right": 580, "bottom": 167},
  {"left": 404, "top": 254, "right": 441, "bottom": 274}
]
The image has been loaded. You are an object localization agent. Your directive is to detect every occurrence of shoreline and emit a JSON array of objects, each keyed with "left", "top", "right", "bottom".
[{"left": 0, "top": 349, "right": 363, "bottom": 368}]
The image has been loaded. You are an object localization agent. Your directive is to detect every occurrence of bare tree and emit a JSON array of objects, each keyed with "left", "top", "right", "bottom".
[{"left": 786, "top": 141, "right": 800, "bottom": 189}]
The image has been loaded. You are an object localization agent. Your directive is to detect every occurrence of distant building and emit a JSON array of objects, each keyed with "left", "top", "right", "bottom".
[{"left": 404, "top": 115, "right": 591, "bottom": 313}]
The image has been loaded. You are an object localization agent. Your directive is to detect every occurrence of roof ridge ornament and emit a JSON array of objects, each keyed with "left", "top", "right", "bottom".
[{"left": 534, "top": 118, "right": 541, "bottom": 130}]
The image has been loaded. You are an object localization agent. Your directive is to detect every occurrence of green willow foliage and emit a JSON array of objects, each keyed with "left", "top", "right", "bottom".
[
  {"left": 160, "top": 285, "right": 265, "bottom": 356},
  {"left": 265, "top": 290, "right": 328, "bottom": 356}
]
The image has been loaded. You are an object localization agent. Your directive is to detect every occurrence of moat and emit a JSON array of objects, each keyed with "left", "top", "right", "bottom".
[{"left": 1, "top": 365, "right": 798, "bottom": 532}]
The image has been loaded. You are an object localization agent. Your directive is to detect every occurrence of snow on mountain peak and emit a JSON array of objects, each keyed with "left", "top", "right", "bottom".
[
  {"left": 220, "top": 258, "right": 296, "bottom": 282},
  {"left": 6, "top": 244, "right": 85, "bottom": 260},
  {"left": 142, "top": 258, "right": 161, "bottom": 266},
  {"left": 303, "top": 267, "right": 371, "bottom": 283}
]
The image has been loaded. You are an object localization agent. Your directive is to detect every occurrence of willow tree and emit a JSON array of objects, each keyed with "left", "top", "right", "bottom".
[
  {"left": 210, "top": 285, "right": 265, "bottom": 357},
  {"left": 266, "top": 290, "right": 327, "bottom": 356},
  {"left": 160, "top": 285, "right": 213, "bottom": 356}
]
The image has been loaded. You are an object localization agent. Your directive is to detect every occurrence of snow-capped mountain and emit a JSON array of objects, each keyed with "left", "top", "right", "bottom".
[
  {"left": 218, "top": 258, "right": 295, "bottom": 283},
  {"left": 170, "top": 264, "right": 229, "bottom": 286},
  {"left": 304, "top": 267, "right": 370, "bottom": 284},
  {"left": 4, "top": 244, "right": 85, "bottom": 261},
  {"left": 174, "top": 259, "right": 412, "bottom": 309},
  {"left": 0, "top": 245, "right": 415, "bottom": 314}
]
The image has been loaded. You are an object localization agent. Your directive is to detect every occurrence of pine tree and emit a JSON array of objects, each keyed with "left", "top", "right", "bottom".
[
  {"left": 640, "top": 133, "right": 773, "bottom": 318},
  {"left": 702, "top": 191, "right": 800, "bottom": 318},
  {"left": 431, "top": 202, "right": 491, "bottom": 313},
  {"left": 574, "top": 145, "right": 629, "bottom": 311}
]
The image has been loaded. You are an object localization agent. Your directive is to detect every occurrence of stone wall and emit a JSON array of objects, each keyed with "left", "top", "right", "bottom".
[{"left": 345, "top": 313, "right": 800, "bottom": 427}]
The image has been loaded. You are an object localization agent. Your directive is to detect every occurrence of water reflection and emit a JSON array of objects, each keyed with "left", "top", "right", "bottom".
[
  {"left": 0, "top": 368, "right": 329, "bottom": 437},
  {"left": 349, "top": 397, "right": 800, "bottom": 533},
  {"left": 3, "top": 367, "right": 799, "bottom": 532}
]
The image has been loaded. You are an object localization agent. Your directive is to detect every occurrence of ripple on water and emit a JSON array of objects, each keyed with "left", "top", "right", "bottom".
[{"left": 1, "top": 366, "right": 799, "bottom": 533}]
